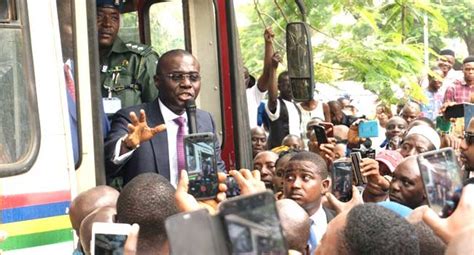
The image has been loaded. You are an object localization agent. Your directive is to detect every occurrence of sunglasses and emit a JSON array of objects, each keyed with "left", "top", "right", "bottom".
[
  {"left": 164, "top": 72, "right": 201, "bottom": 83},
  {"left": 464, "top": 132, "right": 474, "bottom": 145}
]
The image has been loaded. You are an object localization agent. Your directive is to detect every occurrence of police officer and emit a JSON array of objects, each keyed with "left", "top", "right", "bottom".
[{"left": 97, "top": 0, "right": 159, "bottom": 113}]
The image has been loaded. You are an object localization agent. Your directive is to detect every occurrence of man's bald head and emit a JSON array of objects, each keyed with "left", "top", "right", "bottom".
[
  {"left": 69, "top": 185, "right": 119, "bottom": 235},
  {"left": 79, "top": 206, "right": 117, "bottom": 254},
  {"left": 333, "top": 125, "right": 349, "bottom": 141},
  {"left": 276, "top": 199, "right": 310, "bottom": 253}
]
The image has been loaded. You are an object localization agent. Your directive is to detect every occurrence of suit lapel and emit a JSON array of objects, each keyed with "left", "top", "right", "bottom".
[{"left": 147, "top": 99, "right": 171, "bottom": 181}]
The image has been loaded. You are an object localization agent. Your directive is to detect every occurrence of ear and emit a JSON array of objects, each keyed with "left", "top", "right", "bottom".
[
  {"left": 154, "top": 75, "right": 160, "bottom": 89},
  {"left": 321, "top": 178, "right": 331, "bottom": 194}
]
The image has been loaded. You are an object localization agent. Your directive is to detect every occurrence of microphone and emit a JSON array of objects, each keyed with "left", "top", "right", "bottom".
[{"left": 185, "top": 99, "right": 198, "bottom": 134}]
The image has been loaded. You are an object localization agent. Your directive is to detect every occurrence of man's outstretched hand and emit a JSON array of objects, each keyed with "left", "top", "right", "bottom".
[{"left": 121, "top": 109, "right": 166, "bottom": 152}]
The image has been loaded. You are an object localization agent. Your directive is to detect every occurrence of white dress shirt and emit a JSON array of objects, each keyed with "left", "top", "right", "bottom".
[
  {"left": 265, "top": 98, "right": 301, "bottom": 136},
  {"left": 246, "top": 84, "right": 267, "bottom": 128},
  {"left": 309, "top": 204, "right": 328, "bottom": 244},
  {"left": 112, "top": 99, "right": 187, "bottom": 187}
]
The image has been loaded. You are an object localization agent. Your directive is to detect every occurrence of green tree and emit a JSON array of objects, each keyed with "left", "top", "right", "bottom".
[{"left": 440, "top": 0, "right": 474, "bottom": 55}]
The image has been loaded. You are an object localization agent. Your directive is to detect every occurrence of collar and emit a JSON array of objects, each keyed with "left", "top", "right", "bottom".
[
  {"left": 309, "top": 203, "right": 326, "bottom": 223},
  {"left": 106, "top": 36, "right": 129, "bottom": 57},
  {"left": 159, "top": 99, "right": 187, "bottom": 123}
]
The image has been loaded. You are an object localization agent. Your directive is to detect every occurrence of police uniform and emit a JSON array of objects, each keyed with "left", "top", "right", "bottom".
[
  {"left": 100, "top": 37, "right": 159, "bottom": 109},
  {"left": 98, "top": 0, "right": 159, "bottom": 111}
]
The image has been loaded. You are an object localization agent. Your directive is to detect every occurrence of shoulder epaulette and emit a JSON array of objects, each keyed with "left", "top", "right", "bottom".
[{"left": 124, "top": 42, "right": 158, "bottom": 57}]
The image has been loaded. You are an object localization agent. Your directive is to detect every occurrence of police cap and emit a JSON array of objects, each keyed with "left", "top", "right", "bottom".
[{"left": 97, "top": 0, "right": 125, "bottom": 10}]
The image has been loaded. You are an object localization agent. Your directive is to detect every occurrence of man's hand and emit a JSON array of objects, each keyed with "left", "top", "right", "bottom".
[
  {"left": 263, "top": 27, "right": 274, "bottom": 43},
  {"left": 229, "top": 169, "right": 266, "bottom": 195},
  {"left": 124, "top": 224, "right": 139, "bottom": 255},
  {"left": 175, "top": 170, "right": 227, "bottom": 214},
  {"left": 325, "top": 186, "right": 363, "bottom": 215},
  {"left": 440, "top": 133, "right": 461, "bottom": 150},
  {"left": 319, "top": 138, "right": 337, "bottom": 166},
  {"left": 423, "top": 184, "right": 474, "bottom": 243},
  {"left": 271, "top": 52, "right": 282, "bottom": 69},
  {"left": 360, "top": 158, "right": 390, "bottom": 190},
  {"left": 122, "top": 109, "right": 166, "bottom": 152}
]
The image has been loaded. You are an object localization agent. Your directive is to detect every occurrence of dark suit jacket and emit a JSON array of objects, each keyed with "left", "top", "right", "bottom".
[{"left": 104, "top": 98, "right": 225, "bottom": 185}]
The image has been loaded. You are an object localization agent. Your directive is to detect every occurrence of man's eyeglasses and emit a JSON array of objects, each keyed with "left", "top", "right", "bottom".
[
  {"left": 164, "top": 73, "right": 201, "bottom": 83},
  {"left": 464, "top": 132, "right": 474, "bottom": 145}
]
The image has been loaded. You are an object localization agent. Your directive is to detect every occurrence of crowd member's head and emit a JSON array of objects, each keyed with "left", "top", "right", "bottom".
[
  {"left": 400, "top": 101, "right": 421, "bottom": 124},
  {"left": 375, "top": 104, "right": 393, "bottom": 128},
  {"left": 333, "top": 125, "right": 349, "bottom": 142},
  {"left": 407, "top": 117, "right": 435, "bottom": 130},
  {"left": 413, "top": 222, "right": 446, "bottom": 255},
  {"left": 385, "top": 116, "right": 408, "bottom": 141},
  {"left": 282, "top": 134, "right": 304, "bottom": 150},
  {"left": 438, "top": 49, "right": 455, "bottom": 75},
  {"left": 253, "top": 151, "right": 278, "bottom": 189},
  {"left": 283, "top": 151, "right": 330, "bottom": 216},
  {"left": 337, "top": 97, "right": 351, "bottom": 108},
  {"left": 276, "top": 199, "right": 311, "bottom": 253},
  {"left": 427, "top": 67, "right": 444, "bottom": 92},
  {"left": 460, "top": 118, "right": 474, "bottom": 171},
  {"left": 306, "top": 118, "right": 323, "bottom": 152},
  {"left": 96, "top": 0, "right": 122, "bottom": 49},
  {"left": 79, "top": 206, "right": 117, "bottom": 255},
  {"left": 277, "top": 71, "right": 292, "bottom": 101},
  {"left": 116, "top": 173, "right": 178, "bottom": 255},
  {"left": 316, "top": 203, "right": 419, "bottom": 255},
  {"left": 273, "top": 149, "right": 298, "bottom": 193},
  {"left": 155, "top": 49, "right": 201, "bottom": 115},
  {"left": 69, "top": 185, "right": 119, "bottom": 236},
  {"left": 445, "top": 226, "right": 474, "bottom": 255},
  {"left": 376, "top": 150, "right": 404, "bottom": 176},
  {"left": 251, "top": 127, "right": 267, "bottom": 157},
  {"left": 328, "top": 101, "right": 344, "bottom": 125},
  {"left": 463, "top": 56, "right": 474, "bottom": 83},
  {"left": 400, "top": 125, "right": 439, "bottom": 157},
  {"left": 389, "top": 156, "right": 427, "bottom": 209}
]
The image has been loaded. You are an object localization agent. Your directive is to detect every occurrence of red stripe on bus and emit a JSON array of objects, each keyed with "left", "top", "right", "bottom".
[{"left": 0, "top": 190, "right": 71, "bottom": 210}]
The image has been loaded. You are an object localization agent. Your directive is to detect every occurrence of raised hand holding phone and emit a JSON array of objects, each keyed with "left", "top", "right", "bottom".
[{"left": 91, "top": 222, "right": 132, "bottom": 255}]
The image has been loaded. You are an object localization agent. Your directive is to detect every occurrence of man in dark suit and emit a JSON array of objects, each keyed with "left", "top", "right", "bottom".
[{"left": 104, "top": 49, "right": 225, "bottom": 187}]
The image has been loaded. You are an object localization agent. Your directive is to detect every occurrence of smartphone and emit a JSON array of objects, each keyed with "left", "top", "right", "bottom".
[
  {"left": 218, "top": 191, "right": 287, "bottom": 254},
  {"left": 313, "top": 124, "right": 328, "bottom": 144},
  {"left": 91, "top": 222, "right": 132, "bottom": 255},
  {"left": 331, "top": 158, "right": 353, "bottom": 202},
  {"left": 416, "top": 148, "right": 463, "bottom": 218},
  {"left": 166, "top": 209, "right": 229, "bottom": 255},
  {"left": 225, "top": 176, "right": 241, "bottom": 198},
  {"left": 463, "top": 104, "right": 474, "bottom": 130},
  {"left": 184, "top": 132, "right": 219, "bottom": 200},
  {"left": 358, "top": 120, "right": 379, "bottom": 138},
  {"left": 350, "top": 152, "right": 367, "bottom": 186},
  {"left": 444, "top": 104, "right": 465, "bottom": 118},
  {"left": 319, "top": 122, "right": 334, "bottom": 137}
]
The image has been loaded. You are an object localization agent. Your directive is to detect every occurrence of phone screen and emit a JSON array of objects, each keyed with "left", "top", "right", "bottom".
[
  {"left": 185, "top": 133, "right": 218, "bottom": 200},
  {"left": 94, "top": 233, "right": 127, "bottom": 255},
  {"left": 417, "top": 148, "right": 463, "bottom": 217},
  {"left": 219, "top": 192, "right": 287, "bottom": 254},
  {"left": 350, "top": 152, "right": 367, "bottom": 186},
  {"left": 225, "top": 176, "right": 241, "bottom": 198},
  {"left": 313, "top": 125, "right": 328, "bottom": 144},
  {"left": 332, "top": 159, "right": 353, "bottom": 202}
]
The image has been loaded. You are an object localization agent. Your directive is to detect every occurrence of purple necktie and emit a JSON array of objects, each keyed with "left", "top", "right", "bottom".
[{"left": 174, "top": 117, "right": 186, "bottom": 174}]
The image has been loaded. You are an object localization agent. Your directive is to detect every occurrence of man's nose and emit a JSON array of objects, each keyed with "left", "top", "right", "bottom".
[
  {"left": 291, "top": 177, "right": 302, "bottom": 188},
  {"left": 390, "top": 181, "right": 400, "bottom": 192}
]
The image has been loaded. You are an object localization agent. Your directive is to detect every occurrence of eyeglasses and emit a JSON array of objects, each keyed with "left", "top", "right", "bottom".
[
  {"left": 164, "top": 72, "right": 201, "bottom": 83},
  {"left": 464, "top": 132, "right": 474, "bottom": 145}
]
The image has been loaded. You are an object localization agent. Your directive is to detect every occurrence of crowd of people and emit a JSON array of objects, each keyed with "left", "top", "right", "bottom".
[{"left": 59, "top": 0, "right": 474, "bottom": 254}]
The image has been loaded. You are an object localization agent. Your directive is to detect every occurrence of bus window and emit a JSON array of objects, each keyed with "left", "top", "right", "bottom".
[
  {"left": 118, "top": 12, "right": 140, "bottom": 43},
  {"left": 148, "top": 1, "right": 185, "bottom": 55},
  {"left": 0, "top": 0, "right": 40, "bottom": 176}
]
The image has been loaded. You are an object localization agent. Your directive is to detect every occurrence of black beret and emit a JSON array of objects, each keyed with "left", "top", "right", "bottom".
[{"left": 463, "top": 56, "right": 474, "bottom": 65}]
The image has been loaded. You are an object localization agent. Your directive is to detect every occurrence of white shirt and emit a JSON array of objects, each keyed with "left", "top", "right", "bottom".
[
  {"left": 246, "top": 84, "right": 267, "bottom": 128},
  {"left": 112, "top": 99, "right": 187, "bottom": 187},
  {"left": 309, "top": 204, "right": 328, "bottom": 244},
  {"left": 265, "top": 98, "right": 301, "bottom": 137}
]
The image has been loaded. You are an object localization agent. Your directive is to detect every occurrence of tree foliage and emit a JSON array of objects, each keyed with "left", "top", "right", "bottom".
[{"left": 236, "top": 0, "right": 469, "bottom": 104}]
